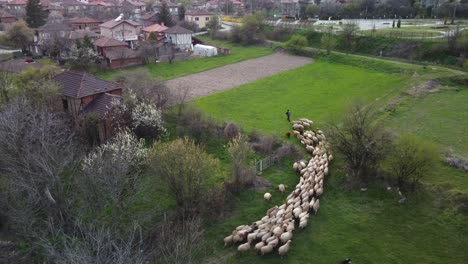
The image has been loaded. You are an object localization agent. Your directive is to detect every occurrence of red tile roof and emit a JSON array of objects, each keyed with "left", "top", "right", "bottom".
[
  {"left": 142, "top": 23, "right": 168, "bottom": 33},
  {"left": 94, "top": 36, "right": 128, "bottom": 47},
  {"left": 6, "top": 0, "right": 27, "bottom": 5},
  {"left": 81, "top": 93, "right": 121, "bottom": 119},
  {"left": 100, "top": 19, "right": 141, "bottom": 28},
  {"left": 162, "top": 25, "right": 192, "bottom": 34},
  {"left": 0, "top": 10, "right": 15, "bottom": 18},
  {"left": 123, "top": 0, "right": 145, "bottom": 7},
  {"left": 68, "top": 16, "right": 102, "bottom": 24},
  {"left": 87, "top": 0, "right": 115, "bottom": 6},
  {"left": 54, "top": 71, "right": 121, "bottom": 98}
]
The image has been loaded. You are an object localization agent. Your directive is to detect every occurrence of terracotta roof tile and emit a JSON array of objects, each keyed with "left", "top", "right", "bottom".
[
  {"left": 142, "top": 23, "right": 167, "bottom": 33},
  {"left": 81, "top": 93, "right": 121, "bottom": 119},
  {"left": 54, "top": 71, "right": 121, "bottom": 98},
  {"left": 94, "top": 36, "right": 128, "bottom": 47}
]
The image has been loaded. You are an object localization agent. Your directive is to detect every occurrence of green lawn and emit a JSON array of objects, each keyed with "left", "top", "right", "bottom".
[
  {"left": 201, "top": 162, "right": 468, "bottom": 264},
  {"left": 386, "top": 88, "right": 468, "bottom": 158},
  {"left": 191, "top": 55, "right": 468, "bottom": 263},
  {"left": 97, "top": 38, "right": 273, "bottom": 81},
  {"left": 194, "top": 58, "right": 409, "bottom": 134}
]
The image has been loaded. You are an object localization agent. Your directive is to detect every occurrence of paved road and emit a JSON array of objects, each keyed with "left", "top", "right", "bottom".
[{"left": 166, "top": 52, "right": 313, "bottom": 101}]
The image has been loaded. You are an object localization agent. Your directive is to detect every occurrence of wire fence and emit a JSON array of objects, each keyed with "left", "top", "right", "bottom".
[{"left": 255, "top": 156, "right": 276, "bottom": 175}]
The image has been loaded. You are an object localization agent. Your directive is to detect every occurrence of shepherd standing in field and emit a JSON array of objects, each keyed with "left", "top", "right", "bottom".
[{"left": 286, "top": 109, "right": 291, "bottom": 122}]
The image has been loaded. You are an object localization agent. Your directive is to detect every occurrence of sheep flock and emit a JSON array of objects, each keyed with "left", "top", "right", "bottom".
[{"left": 224, "top": 118, "right": 332, "bottom": 256}]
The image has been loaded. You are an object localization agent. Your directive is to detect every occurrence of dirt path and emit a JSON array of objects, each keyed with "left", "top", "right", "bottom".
[{"left": 167, "top": 53, "right": 313, "bottom": 101}]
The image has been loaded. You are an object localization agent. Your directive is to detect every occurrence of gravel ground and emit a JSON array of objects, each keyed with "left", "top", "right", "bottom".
[{"left": 167, "top": 52, "right": 313, "bottom": 101}]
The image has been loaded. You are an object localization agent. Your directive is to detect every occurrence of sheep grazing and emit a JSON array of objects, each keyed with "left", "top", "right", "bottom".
[
  {"left": 224, "top": 118, "right": 331, "bottom": 257},
  {"left": 312, "top": 199, "right": 320, "bottom": 214},
  {"left": 280, "top": 231, "right": 293, "bottom": 244},
  {"left": 238, "top": 242, "right": 251, "bottom": 252},
  {"left": 255, "top": 241, "right": 265, "bottom": 251},
  {"left": 260, "top": 244, "right": 274, "bottom": 255},
  {"left": 278, "top": 184, "right": 286, "bottom": 193},
  {"left": 278, "top": 240, "right": 292, "bottom": 256},
  {"left": 224, "top": 235, "right": 233, "bottom": 246}
]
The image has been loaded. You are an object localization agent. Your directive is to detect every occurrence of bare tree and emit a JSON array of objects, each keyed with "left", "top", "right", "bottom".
[
  {"left": 328, "top": 103, "right": 391, "bottom": 187},
  {"left": 116, "top": 70, "right": 171, "bottom": 109},
  {"left": 0, "top": 98, "right": 81, "bottom": 240},
  {"left": 153, "top": 215, "right": 204, "bottom": 264},
  {"left": 41, "top": 220, "right": 149, "bottom": 264}
]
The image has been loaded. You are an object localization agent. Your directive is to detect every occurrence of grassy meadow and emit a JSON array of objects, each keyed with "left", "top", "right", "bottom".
[
  {"left": 189, "top": 54, "right": 468, "bottom": 263},
  {"left": 194, "top": 55, "right": 411, "bottom": 134}
]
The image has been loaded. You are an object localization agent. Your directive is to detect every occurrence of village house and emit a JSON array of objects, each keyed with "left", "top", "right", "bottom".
[
  {"left": 94, "top": 36, "right": 143, "bottom": 69},
  {"left": 185, "top": 11, "right": 215, "bottom": 29},
  {"left": 5, "top": 0, "right": 27, "bottom": 18},
  {"left": 142, "top": 23, "right": 167, "bottom": 40},
  {"left": 59, "top": 0, "right": 87, "bottom": 14},
  {"left": 162, "top": 25, "right": 192, "bottom": 50},
  {"left": 87, "top": 0, "right": 120, "bottom": 12},
  {"left": 0, "top": 9, "right": 17, "bottom": 30},
  {"left": 280, "top": 0, "right": 301, "bottom": 18},
  {"left": 53, "top": 71, "right": 122, "bottom": 142},
  {"left": 29, "top": 22, "right": 73, "bottom": 55},
  {"left": 67, "top": 16, "right": 102, "bottom": 32},
  {"left": 100, "top": 18, "right": 142, "bottom": 49},
  {"left": 139, "top": 12, "right": 160, "bottom": 27},
  {"left": 121, "top": 0, "right": 145, "bottom": 15}
]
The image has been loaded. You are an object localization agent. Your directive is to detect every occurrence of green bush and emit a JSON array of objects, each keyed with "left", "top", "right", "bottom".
[
  {"left": 285, "top": 34, "right": 308, "bottom": 54},
  {"left": 384, "top": 135, "right": 438, "bottom": 194}
]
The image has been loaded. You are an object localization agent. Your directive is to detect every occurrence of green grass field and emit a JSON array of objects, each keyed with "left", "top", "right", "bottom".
[
  {"left": 194, "top": 58, "right": 410, "bottom": 134},
  {"left": 190, "top": 55, "right": 468, "bottom": 263},
  {"left": 97, "top": 38, "right": 273, "bottom": 81}
]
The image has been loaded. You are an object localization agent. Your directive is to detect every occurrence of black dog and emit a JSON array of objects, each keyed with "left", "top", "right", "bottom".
[{"left": 341, "top": 258, "right": 352, "bottom": 264}]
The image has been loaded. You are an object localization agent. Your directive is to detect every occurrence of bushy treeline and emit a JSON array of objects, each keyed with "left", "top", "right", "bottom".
[
  {"left": 327, "top": 103, "right": 439, "bottom": 195},
  {"left": 0, "top": 69, "right": 301, "bottom": 263}
]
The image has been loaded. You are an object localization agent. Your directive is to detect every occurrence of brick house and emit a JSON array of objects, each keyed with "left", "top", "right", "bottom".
[
  {"left": 99, "top": 19, "right": 142, "bottom": 49},
  {"left": 122, "top": 0, "right": 145, "bottom": 15},
  {"left": 0, "top": 9, "right": 17, "bottom": 30},
  {"left": 68, "top": 16, "right": 102, "bottom": 32},
  {"left": 185, "top": 11, "right": 215, "bottom": 29},
  {"left": 140, "top": 12, "right": 160, "bottom": 27},
  {"left": 29, "top": 22, "right": 73, "bottom": 55},
  {"left": 94, "top": 36, "right": 143, "bottom": 69},
  {"left": 5, "top": 0, "right": 27, "bottom": 18},
  {"left": 54, "top": 71, "right": 122, "bottom": 142},
  {"left": 142, "top": 23, "right": 167, "bottom": 40}
]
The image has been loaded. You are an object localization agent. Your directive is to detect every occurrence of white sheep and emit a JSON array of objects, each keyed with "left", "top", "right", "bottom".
[
  {"left": 280, "top": 231, "right": 293, "bottom": 244},
  {"left": 224, "top": 235, "right": 233, "bottom": 246},
  {"left": 278, "top": 184, "right": 286, "bottom": 193},
  {"left": 237, "top": 242, "right": 250, "bottom": 252},
  {"left": 278, "top": 240, "right": 292, "bottom": 256},
  {"left": 264, "top": 192, "right": 272, "bottom": 201},
  {"left": 260, "top": 244, "right": 274, "bottom": 255},
  {"left": 268, "top": 237, "right": 279, "bottom": 248},
  {"left": 255, "top": 241, "right": 265, "bottom": 251},
  {"left": 313, "top": 199, "right": 320, "bottom": 214}
]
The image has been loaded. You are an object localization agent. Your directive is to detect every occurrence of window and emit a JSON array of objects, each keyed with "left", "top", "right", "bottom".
[
  {"left": 206, "top": 17, "right": 209, "bottom": 21},
  {"left": 195, "top": 17, "right": 199, "bottom": 21}
]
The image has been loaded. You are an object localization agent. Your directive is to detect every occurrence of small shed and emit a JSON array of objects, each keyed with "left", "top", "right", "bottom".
[
  {"left": 162, "top": 25, "right": 193, "bottom": 50},
  {"left": 193, "top": 44, "right": 217, "bottom": 57}
]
